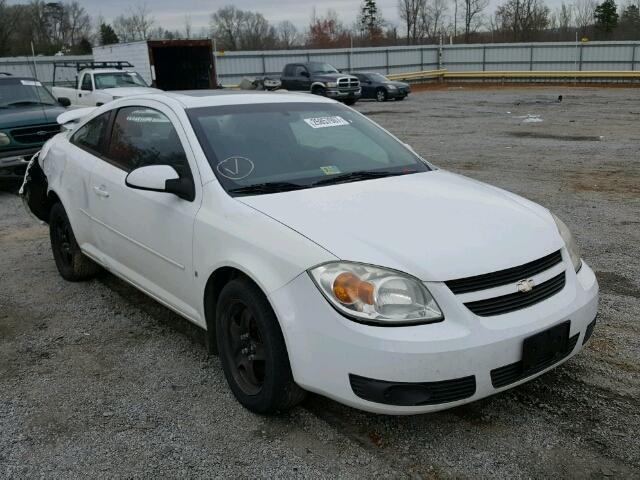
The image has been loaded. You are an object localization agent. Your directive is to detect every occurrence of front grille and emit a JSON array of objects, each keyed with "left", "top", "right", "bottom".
[
  {"left": 491, "top": 333, "right": 579, "bottom": 388},
  {"left": 464, "top": 272, "right": 566, "bottom": 317},
  {"left": 338, "top": 77, "right": 360, "bottom": 90},
  {"left": 446, "top": 250, "right": 563, "bottom": 294},
  {"left": 10, "top": 124, "right": 61, "bottom": 145},
  {"left": 350, "top": 373, "right": 476, "bottom": 406}
]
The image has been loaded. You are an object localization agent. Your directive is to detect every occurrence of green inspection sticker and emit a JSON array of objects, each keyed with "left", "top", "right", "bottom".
[{"left": 320, "top": 166, "right": 341, "bottom": 175}]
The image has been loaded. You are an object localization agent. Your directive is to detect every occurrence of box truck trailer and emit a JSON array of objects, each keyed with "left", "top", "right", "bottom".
[{"left": 92, "top": 39, "right": 218, "bottom": 90}]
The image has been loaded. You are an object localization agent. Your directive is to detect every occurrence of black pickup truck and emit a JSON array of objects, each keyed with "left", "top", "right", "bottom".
[{"left": 280, "top": 62, "right": 361, "bottom": 105}]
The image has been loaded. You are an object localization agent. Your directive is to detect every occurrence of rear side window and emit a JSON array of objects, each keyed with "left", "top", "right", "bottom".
[
  {"left": 294, "top": 65, "right": 307, "bottom": 77},
  {"left": 105, "top": 107, "right": 190, "bottom": 175},
  {"left": 71, "top": 112, "right": 110, "bottom": 154}
]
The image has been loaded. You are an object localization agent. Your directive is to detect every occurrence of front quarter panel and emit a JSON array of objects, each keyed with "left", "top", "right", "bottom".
[{"left": 193, "top": 183, "right": 338, "bottom": 319}]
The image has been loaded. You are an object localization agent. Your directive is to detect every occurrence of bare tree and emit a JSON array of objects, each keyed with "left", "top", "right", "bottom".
[
  {"left": 210, "top": 6, "right": 245, "bottom": 50},
  {"left": 574, "top": 0, "right": 597, "bottom": 35},
  {"left": 495, "top": 0, "right": 551, "bottom": 41},
  {"left": 0, "top": 0, "right": 18, "bottom": 55},
  {"left": 276, "top": 20, "right": 300, "bottom": 48},
  {"left": 184, "top": 15, "right": 192, "bottom": 39},
  {"left": 130, "top": 4, "right": 154, "bottom": 40},
  {"left": 557, "top": 2, "right": 573, "bottom": 33},
  {"left": 462, "top": 0, "right": 489, "bottom": 42},
  {"left": 65, "top": 2, "right": 92, "bottom": 47},
  {"left": 240, "top": 11, "right": 276, "bottom": 50},
  {"left": 420, "top": 0, "right": 449, "bottom": 41},
  {"left": 398, "top": 0, "right": 422, "bottom": 44}
]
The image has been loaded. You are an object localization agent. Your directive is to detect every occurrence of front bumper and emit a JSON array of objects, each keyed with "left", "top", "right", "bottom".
[
  {"left": 387, "top": 88, "right": 410, "bottom": 99},
  {"left": 269, "top": 256, "right": 599, "bottom": 414},
  {"left": 326, "top": 88, "right": 361, "bottom": 100},
  {"left": 0, "top": 148, "right": 38, "bottom": 179}
]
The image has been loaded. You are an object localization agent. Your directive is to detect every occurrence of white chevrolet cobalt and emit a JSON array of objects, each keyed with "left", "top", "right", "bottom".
[{"left": 22, "top": 91, "right": 599, "bottom": 415}]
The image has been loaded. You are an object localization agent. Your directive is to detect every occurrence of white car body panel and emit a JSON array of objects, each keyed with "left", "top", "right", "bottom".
[
  {"left": 239, "top": 170, "right": 564, "bottom": 281},
  {"left": 27, "top": 91, "right": 599, "bottom": 414}
]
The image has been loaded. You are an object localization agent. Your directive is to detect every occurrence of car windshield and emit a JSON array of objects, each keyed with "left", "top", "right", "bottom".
[
  {"left": 367, "top": 73, "right": 390, "bottom": 82},
  {"left": 0, "top": 79, "right": 58, "bottom": 108},
  {"left": 309, "top": 63, "right": 339, "bottom": 74},
  {"left": 94, "top": 72, "right": 148, "bottom": 89},
  {"left": 187, "top": 102, "right": 430, "bottom": 195}
]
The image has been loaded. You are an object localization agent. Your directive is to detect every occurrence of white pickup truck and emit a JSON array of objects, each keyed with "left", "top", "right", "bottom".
[{"left": 52, "top": 68, "right": 161, "bottom": 107}]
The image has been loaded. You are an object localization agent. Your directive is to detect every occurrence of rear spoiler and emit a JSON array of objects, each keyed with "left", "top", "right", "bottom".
[{"left": 57, "top": 107, "right": 96, "bottom": 130}]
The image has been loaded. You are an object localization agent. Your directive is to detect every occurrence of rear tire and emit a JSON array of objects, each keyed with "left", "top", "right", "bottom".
[
  {"left": 49, "top": 203, "right": 101, "bottom": 281},
  {"left": 216, "top": 278, "right": 305, "bottom": 414}
]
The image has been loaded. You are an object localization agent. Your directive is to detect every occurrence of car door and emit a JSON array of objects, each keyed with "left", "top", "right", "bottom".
[
  {"left": 62, "top": 111, "right": 113, "bottom": 250},
  {"left": 88, "top": 102, "right": 203, "bottom": 321},
  {"left": 294, "top": 65, "right": 311, "bottom": 91},
  {"left": 78, "top": 73, "right": 95, "bottom": 106},
  {"left": 356, "top": 74, "right": 374, "bottom": 98}
]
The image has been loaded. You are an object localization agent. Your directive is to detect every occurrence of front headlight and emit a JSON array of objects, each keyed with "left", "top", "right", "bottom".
[
  {"left": 325, "top": 82, "right": 338, "bottom": 88},
  {"left": 0, "top": 132, "right": 10, "bottom": 146},
  {"left": 552, "top": 213, "right": 582, "bottom": 272},
  {"left": 309, "top": 262, "right": 443, "bottom": 325},
  {"left": 387, "top": 84, "right": 397, "bottom": 90}
]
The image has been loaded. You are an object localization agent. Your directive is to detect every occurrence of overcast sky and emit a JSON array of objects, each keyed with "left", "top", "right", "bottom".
[{"left": 10, "top": 0, "right": 570, "bottom": 33}]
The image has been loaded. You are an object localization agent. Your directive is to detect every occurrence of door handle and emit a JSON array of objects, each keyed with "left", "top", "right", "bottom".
[{"left": 93, "top": 186, "right": 110, "bottom": 198}]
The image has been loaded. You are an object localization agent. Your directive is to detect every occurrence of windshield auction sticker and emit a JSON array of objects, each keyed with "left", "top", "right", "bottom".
[
  {"left": 21, "top": 80, "right": 43, "bottom": 86},
  {"left": 304, "top": 116, "right": 349, "bottom": 129},
  {"left": 320, "top": 166, "right": 341, "bottom": 175}
]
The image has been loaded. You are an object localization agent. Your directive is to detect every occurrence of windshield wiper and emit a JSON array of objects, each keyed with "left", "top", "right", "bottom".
[
  {"left": 310, "top": 170, "right": 418, "bottom": 187},
  {"left": 228, "top": 181, "right": 308, "bottom": 196},
  {"left": 5, "top": 101, "right": 53, "bottom": 107}
]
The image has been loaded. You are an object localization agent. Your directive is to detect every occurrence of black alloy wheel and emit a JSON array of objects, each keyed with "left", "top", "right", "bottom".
[
  {"left": 221, "top": 300, "right": 266, "bottom": 395},
  {"left": 216, "top": 278, "right": 305, "bottom": 413}
]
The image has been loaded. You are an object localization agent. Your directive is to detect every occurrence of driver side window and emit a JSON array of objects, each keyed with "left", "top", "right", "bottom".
[
  {"left": 294, "top": 66, "right": 308, "bottom": 77},
  {"left": 81, "top": 74, "right": 92, "bottom": 91},
  {"left": 105, "top": 107, "right": 191, "bottom": 177}
]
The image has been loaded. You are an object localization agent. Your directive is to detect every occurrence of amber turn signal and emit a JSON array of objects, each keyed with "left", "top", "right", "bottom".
[{"left": 333, "top": 272, "right": 375, "bottom": 305}]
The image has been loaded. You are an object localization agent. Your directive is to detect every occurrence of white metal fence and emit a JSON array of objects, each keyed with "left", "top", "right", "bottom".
[
  {"left": 215, "top": 41, "right": 640, "bottom": 85},
  {"left": 1, "top": 41, "right": 638, "bottom": 87}
]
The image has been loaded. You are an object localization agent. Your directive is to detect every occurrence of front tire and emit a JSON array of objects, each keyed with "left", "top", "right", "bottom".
[
  {"left": 311, "top": 86, "right": 326, "bottom": 96},
  {"left": 49, "top": 203, "right": 101, "bottom": 281},
  {"left": 216, "top": 278, "right": 305, "bottom": 414},
  {"left": 376, "top": 88, "right": 387, "bottom": 102}
]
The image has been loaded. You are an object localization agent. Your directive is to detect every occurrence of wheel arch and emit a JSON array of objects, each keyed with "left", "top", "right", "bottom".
[
  {"left": 310, "top": 82, "right": 326, "bottom": 93},
  {"left": 203, "top": 264, "right": 278, "bottom": 355}
]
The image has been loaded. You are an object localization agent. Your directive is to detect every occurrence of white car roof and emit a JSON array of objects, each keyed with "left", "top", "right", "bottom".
[{"left": 130, "top": 91, "right": 337, "bottom": 109}]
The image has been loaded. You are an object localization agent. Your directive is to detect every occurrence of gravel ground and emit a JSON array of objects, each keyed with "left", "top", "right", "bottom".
[{"left": 1, "top": 86, "right": 639, "bottom": 479}]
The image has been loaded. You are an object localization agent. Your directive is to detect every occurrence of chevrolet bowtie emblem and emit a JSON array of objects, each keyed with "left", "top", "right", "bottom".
[{"left": 517, "top": 279, "right": 536, "bottom": 293}]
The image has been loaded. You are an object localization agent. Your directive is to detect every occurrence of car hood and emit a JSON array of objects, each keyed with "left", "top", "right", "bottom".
[
  {"left": 238, "top": 170, "right": 564, "bottom": 281},
  {"left": 0, "top": 105, "right": 66, "bottom": 129},
  {"left": 386, "top": 80, "right": 410, "bottom": 88},
  {"left": 102, "top": 87, "right": 163, "bottom": 97},
  {"left": 313, "top": 73, "right": 357, "bottom": 82}
]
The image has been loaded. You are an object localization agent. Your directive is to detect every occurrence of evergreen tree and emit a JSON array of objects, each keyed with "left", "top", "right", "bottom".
[
  {"left": 594, "top": 0, "right": 619, "bottom": 34},
  {"left": 99, "top": 23, "right": 119, "bottom": 45},
  {"left": 359, "top": 0, "right": 384, "bottom": 38}
]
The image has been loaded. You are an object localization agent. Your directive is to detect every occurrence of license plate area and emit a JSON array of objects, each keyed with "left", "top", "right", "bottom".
[{"left": 522, "top": 321, "right": 570, "bottom": 373}]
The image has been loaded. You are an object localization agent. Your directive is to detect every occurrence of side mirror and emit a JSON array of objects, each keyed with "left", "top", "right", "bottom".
[
  {"left": 58, "top": 97, "right": 71, "bottom": 107},
  {"left": 125, "top": 165, "right": 195, "bottom": 201}
]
